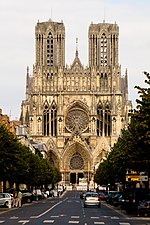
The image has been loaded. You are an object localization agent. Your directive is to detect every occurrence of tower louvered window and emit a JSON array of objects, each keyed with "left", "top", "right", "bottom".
[
  {"left": 51, "top": 103, "right": 57, "bottom": 136},
  {"left": 43, "top": 105, "right": 49, "bottom": 136},
  {"left": 100, "top": 33, "right": 107, "bottom": 66},
  {"left": 47, "top": 32, "right": 53, "bottom": 66},
  {"left": 97, "top": 105, "right": 103, "bottom": 136}
]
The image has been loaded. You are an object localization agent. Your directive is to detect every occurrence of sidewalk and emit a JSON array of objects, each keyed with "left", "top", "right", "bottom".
[{"left": 102, "top": 201, "right": 150, "bottom": 220}]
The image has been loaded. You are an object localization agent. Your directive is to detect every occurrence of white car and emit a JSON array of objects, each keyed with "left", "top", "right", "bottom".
[
  {"left": 0, "top": 193, "right": 13, "bottom": 208},
  {"left": 84, "top": 192, "right": 101, "bottom": 208}
]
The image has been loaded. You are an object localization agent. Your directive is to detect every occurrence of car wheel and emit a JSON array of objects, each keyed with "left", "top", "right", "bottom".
[
  {"left": 84, "top": 204, "right": 86, "bottom": 208},
  {"left": 26, "top": 198, "right": 31, "bottom": 203},
  {"left": 4, "top": 201, "right": 9, "bottom": 208}
]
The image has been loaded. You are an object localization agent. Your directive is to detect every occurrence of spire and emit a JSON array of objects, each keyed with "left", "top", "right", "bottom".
[
  {"left": 125, "top": 68, "right": 128, "bottom": 94},
  {"left": 26, "top": 66, "right": 29, "bottom": 100},
  {"left": 75, "top": 37, "right": 78, "bottom": 58}
]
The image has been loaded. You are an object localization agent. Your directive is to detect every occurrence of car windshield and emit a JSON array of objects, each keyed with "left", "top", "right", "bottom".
[{"left": 86, "top": 193, "right": 98, "bottom": 197}]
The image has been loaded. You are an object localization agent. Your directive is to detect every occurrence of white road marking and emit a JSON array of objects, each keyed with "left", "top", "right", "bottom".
[
  {"left": 119, "top": 223, "right": 130, "bottom": 225},
  {"left": 94, "top": 222, "right": 105, "bottom": 224},
  {"left": 43, "top": 220, "right": 54, "bottom": 223},
  {"left": 10, "top": 216, "right": 19, "bottom": 219},
  {"left": 30, "top": 198, "right": 68, "bottom": 218},
  {"left": 0, "top": 221, "right": 4, "bottom": 224},
  {"left": 68, "top": 221, "right": 79, "bottom": 224},
  {"left": 18, "top": 220, "right": 29, "bottom": 224},
  {"left": 111, "top": 216, "right": 119, "bottom": 219},
  {"left": 91, "top": 217, "right": 100, "bottom": 219},
  {"left": 71, "top": 216, "right": 80, "bottom": 218},
  {"left": 50, "top": 215, "right": 59, "bottom": 218}
]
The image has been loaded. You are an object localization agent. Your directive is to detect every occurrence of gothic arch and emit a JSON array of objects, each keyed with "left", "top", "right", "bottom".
[
  {"left": 62, "top": 142, "right": 92, "bottom": 172},
  {"left": 46, "top": 138, "right": 59, "bottom": 168},
  {"left": 66, "top": 100, "right": 89, "bottom": 113},
  {"left": 92, "top": 136, "right": 110, "bottom": 169}
]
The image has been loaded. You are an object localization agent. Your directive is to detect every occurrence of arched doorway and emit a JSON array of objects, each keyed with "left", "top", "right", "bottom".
[
  {"left": 62, "top": 142, "right": 92, "bottom": 184},
  {"left": 78, "top": 172, "right": 83, "bottom": 183},
  {"left": 70, "top": 172, "right": 84, "bottom": 184},
  {"left": 70, "top": 173, "right": 76, "bottom": 184}
]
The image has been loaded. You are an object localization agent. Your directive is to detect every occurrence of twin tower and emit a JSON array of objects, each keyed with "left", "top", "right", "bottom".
[{"left": 21, "top": 19, "right": 132, "bottom": 185}]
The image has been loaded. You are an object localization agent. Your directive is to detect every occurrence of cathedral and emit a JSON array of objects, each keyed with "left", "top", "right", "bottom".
[{"left": 20, "top": 19, "right": 132, "bottom": 185}]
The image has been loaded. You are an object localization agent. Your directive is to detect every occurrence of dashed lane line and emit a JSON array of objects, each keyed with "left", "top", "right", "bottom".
[
  {"left": 71, "top": 216, "right": 80, "bottom": 219},
  {"left": 68, "top": 221, "right": 79, "bottom": 224},
  {"left": 91, "top": 217, "right": 100, "bottom": 219},
  {"left": 43, "top": 220, "right": 54, "bottom": 223},
  {"left": 119, "top": 223, "right": 131, "bottom": 225},
  {"left": 10, "top": 216, "right": 19, "bottom": 219},
  {"left": 94, "top": 222, "right": 105, "bottom": 224},
  {"left": 18, "top": 220, "right": 29, "bottom": 224},
  {"left": 111, "top": 216, "right": 119, "bottom": 219},
  {"left": 50, "top": 215, "right": 59, "bottom": 218}
]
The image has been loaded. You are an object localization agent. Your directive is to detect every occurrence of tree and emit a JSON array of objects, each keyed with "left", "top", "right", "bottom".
[
  {"left": 0, "top": 123, "right": 61, "bottom": 190},
  {"left": 95, "top": 71, "right": 150, "bottom": 186}
]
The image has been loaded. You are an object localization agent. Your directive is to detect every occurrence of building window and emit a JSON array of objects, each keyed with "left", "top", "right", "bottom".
[
  {"left": 97, "top": 104, "right": 103, "bottom": 136},
  {"left": 104, "top": 104, "right": 111, "bottom": 136},
  {"left": 43, "top": 105, "right": 49, "bottom": 136},
  {"left": 51, "top": 103, "right": 57, "bottom": 136},
  {"left": 70, "top": 153, "right": 84, "bottom": 170}
]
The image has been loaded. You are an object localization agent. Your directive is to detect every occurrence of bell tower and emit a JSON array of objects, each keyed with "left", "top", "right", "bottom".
[
  {"left": 88, "top": 21, "right": 119, "bottom": 68},
  {"left": 35, "top": 19, "right": 65, "bottom": 68}
]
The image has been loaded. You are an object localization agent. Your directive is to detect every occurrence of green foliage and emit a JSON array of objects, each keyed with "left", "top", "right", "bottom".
[
  {"left": 95, "top": 71, "right": 150, "bottom": 186},
  {"left": 0, "top": 123, "right": 61, "bottom": 189}
]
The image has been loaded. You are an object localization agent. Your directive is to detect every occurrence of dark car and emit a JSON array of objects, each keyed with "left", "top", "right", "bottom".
[
  {"left": 105, "top": 191, "right": 118, "bottom": 204},
  {"left": 112, "top": 193, "right": 122, "bottom": 206},
  {"left": 118, "top": 189, "right": 150, "bottom": 213},
  {"left": 21, "top": 190, "right": 34, "bottom": 204},
  {"left": 98, "top": 191, "right": 107, "bottom": 201}
]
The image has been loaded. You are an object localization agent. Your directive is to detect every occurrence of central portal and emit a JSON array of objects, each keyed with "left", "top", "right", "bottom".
[{"left": 70, "top": 172, "right": 83, "bottom": 184}]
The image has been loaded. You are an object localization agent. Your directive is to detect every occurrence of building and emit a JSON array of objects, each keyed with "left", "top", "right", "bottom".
[{"left": 20, "top": 19, "right": 132, "bottom": 185}]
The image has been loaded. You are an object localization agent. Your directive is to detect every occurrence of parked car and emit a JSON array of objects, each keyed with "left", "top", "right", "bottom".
[
  {"left": 84, "top": 192, "right": 101, "bottom": 208},
  {"left": 118, "top": 189, "right": 150, "bottom": 213},
  {"left": 33, "top": 189, "right": 43, "bottom": 200},
  {"left": 0, "top": 193, "right": 13, "bottom": 208},
  {"left": 98, "top": 191, "right": 107, "bottom": 201},
  {"left": 21, "top": 190, "right": 34, "bottom": 204},
  {"left": 112, "top": 193, "right": 122, "bottom": 206},
  {"left": 138, "top": 200, "right": 150, "bottom": 216},
  {"left": 105, "top": 191, "right": 118, "bottom": 204}
]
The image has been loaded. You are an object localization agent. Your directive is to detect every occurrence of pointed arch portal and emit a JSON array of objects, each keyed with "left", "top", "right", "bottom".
[{"left": 62, "top": 142, "right": 91, "bottom": 184}]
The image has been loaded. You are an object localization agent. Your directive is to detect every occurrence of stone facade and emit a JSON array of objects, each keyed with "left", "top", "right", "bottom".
[{"left": 20, "top": 19, "right": 132, "bottom": 184}]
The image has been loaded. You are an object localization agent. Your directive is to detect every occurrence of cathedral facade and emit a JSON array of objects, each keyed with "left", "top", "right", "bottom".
[{"left": 20, "top": 19, "right": 132, "bottom": 185}]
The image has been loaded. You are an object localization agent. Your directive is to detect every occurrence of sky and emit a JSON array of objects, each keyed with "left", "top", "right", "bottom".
[{"left": 0, "top": 0, "right": 150, "bottom": 120}]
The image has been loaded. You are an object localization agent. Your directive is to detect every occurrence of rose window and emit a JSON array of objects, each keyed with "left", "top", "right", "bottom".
[
  {"left": 66, "top": 108, "right": 89, "bottom": 132},
  {"left": 70, "top": 153, "right": 84, "bottom": 170}
]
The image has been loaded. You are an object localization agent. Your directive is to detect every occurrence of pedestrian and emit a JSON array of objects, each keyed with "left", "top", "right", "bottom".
[
  {"left": 17, "top": 190, "right": 23, "bottom": 207},
  {"left": 12, "top": 190, "right": 17, "bottom": 207}
]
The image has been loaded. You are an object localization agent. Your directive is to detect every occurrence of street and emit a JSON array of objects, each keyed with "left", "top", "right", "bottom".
[{"left": 0, "top": 190, "right": 149, "bottom": 225}]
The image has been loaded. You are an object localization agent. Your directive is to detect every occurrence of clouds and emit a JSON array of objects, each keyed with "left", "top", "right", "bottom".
[{"left": 0, "top": 0, "right": 150, "bottom": 119}]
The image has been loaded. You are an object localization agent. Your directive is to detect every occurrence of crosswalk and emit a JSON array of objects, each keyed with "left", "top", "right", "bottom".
[{"left": 0, "top": 215, "right": 133, "bottom": 224}]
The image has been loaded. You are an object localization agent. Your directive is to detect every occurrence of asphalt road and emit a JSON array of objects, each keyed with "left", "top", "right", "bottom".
[{"left": 0, "top": 190, "right": 150, "bottom": 225}]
